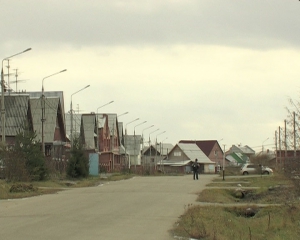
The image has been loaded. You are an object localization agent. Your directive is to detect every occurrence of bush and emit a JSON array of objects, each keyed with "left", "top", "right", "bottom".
[{"left": 67, "top": 138, "right": 89, "bottom": 178}]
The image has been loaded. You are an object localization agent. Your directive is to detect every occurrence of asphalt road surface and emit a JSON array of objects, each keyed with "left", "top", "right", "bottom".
[{"left": 0, "top": 174, "right": 217, "bottom": 240}]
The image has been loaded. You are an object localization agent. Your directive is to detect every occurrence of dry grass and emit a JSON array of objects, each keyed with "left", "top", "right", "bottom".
[
  {"left": 0, "top": 173, "right": 135, "bottom": 199},
  {"left": 172, "top": 174, "right": 300, "bottom": 240}
]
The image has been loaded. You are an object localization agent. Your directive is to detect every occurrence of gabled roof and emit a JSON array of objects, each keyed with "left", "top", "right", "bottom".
[
  {"left": 26, "top": 91, "right": 66, "bottom": 128},
  {"left": 230, "top": 145, "right": 255, "bottom": 155},
  {"left": 226, "top": 152, "right": 248, "bottom": 164},
  {"left": 81, "top": 114, "right": 97, "bottom": 149},
  {"left": 0, "top": 94, "right": 30, "bottom": 136},
  {"left": 97, "top": 113, "right": 117, "bottom": 132},
  {"left": 30, "top": 97, "right": 62, "bottom": 143},
  {"left": 179, "top": 140, "right": 221, "bottom": 157},
  {"left": 142, "top": 143, "right": 174, "bottom": 155},
  {"left": 176, "top": 143, "right": 214, "bottom": 164}
]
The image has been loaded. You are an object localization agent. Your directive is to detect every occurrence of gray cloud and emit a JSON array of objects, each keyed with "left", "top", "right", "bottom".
[{"left": 1, "top": 0, "right": 300, "bottom": 50}]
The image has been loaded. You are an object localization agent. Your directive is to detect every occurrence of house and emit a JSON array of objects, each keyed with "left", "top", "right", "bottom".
[
  {"left": 0, "top": 93, "right": 67, "bottom": 164},
  {"left": 29, "top": 96, "right": 66, "bottom": 158},
  {"left": 228, "top": 144, "right": 255, "bottom": 158},
  {"left": 159, "top": 143, "right": 215, "bottom": 174},
  {"left": 179, "top": 140, "right": 224, "bottom": 166},
  {"left": 97, "top": 113, "right": 123, "bottom": 172},
  {"left": 142, "top": 143, "right": 173, "bottom": 169},
  {"left": 80, "top": 114, "right": 97, "bottom": 150},
  {"left": 0, "top": 94, "right": 31, "bottom": 145},
  {"left": 123, "top": 134, "right": 142, "bottom": 168},
  {"left": 226, "top": 152, "right": 248, "bottom": 165}
]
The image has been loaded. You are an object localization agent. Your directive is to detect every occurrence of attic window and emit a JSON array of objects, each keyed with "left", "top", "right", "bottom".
[{"left": 174, "top": 151, "right": 181, "bottom": 157}]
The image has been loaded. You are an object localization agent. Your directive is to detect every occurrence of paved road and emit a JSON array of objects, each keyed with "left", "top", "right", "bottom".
[{"left": 0, "top": 174, "right": 217, "bottom": 240}]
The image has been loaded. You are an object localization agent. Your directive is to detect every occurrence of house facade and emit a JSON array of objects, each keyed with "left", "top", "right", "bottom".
[
  {"left": 159, "top": 143, "right": 215, "bottom": 174},
  {"left": 179, "top": 140, "right": 224, "bottom": 164}
]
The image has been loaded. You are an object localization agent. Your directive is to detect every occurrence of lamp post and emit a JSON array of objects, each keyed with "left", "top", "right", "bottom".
[
  {"left": 261, "top": 137, "right": 269, "bottom": 175},
  {"left": 155, "top": 131, "right": 166, "bottom": 169},
  {"left": 1, "top": 48, "right": 31, "bottom": 143},
  {"left": 133, "top": 121, "right": 147, "bottom": 170},
  {"left": 70, "top": 85, "right": 90, "bottom": 148},
  {"left": 125, "top": 118, "right": 139, "bottom": 169},
  {"left": 41, "top": 69, "right": 67, "bottom": 156},
  {"left": 161, "top": 137, "right": 168, "bottom": 172},
  {"left": 223, "top": 144, "right": 226, "bottom": 180},
  {"left": 118, "top": 111, "right": 128, "bottom": 118},
  {"left": 141, "top": 125, "right": 154, "bottom": 168},
  {"left": 96, "top": 100, "right": 114, "bottom": 151},
  {"left": 149, "top": 128, "right": 159, "bottom": 172}
]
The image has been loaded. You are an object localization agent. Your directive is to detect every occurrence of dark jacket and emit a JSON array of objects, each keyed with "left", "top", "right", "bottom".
[{"left": 192, "top": 161, "right": 199, "bottom": 172}]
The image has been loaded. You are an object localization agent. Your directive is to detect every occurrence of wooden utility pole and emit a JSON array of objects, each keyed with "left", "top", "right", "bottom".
[
  {"left": 284, "top": 120, "right": 287, "bottom": 157},
  {"left": 275, "top": 130, "right": 278, "bottom": 169},
  {"left": 279, "top": 126, "right": 282, "bottom": 168},
  {"left": 293, "top": 112, "right": 296, "bottom": 157}
]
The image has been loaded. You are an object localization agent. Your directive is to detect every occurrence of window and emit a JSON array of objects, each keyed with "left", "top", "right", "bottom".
[{"left": 174, "top": 151, "right": 181, "bottom": 156}]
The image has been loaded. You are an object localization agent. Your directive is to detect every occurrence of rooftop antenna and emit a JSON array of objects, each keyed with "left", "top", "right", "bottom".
[
  {"left": 6, "top": 59, "right": 11, "bottom": 94},
  {"left": 11, "top": 68, "right": 28, "bottom": 92}
]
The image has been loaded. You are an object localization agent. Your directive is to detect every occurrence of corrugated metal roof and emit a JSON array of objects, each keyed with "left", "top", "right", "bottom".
[
  {"left": 177, "top": 143, "right": 214, "bottom": 164},
  {"left": 81, "top": 114, "right": 96, "bottom": 149},
  {"left": 97, "top": 113, "right": 118, "bottom": 134},
  {"left": 179, "top": 140, "right": 219, "bottom": 157},
  {"left": 30, "top": 97, "right": 60, "bottom": 143},
  {"left": 124, "top": 135, "right": 142, "bottom": 155},
  {"left": 142, "top": 143, "right": 174, "bottom": 155},
  {"left": 230, "top": 145, "right": 255, "bottom": 155},
  {"left": 26, "top": 91, "right": 66, "bottom": 128},
  {"left": 0, "top": 94, "right": 30, "bottom": 136}
]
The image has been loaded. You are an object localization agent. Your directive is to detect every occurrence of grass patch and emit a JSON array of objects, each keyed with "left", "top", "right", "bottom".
[
  {"left": 0, "top": 180, "right": 66, "bottom": 199},
  {"left": 0, "top": 173, "right": 135, "bottom": 200},
  {"left": 173, "top": 204, "right": 300, "bottom": 240},
  {"left": 173, "top": 173, "right": 300, "bottom": 239}
]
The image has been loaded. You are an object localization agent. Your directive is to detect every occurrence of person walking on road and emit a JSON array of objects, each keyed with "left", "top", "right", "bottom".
[{"left": 192, "top": 159, "right": 199, "bottom": 180}]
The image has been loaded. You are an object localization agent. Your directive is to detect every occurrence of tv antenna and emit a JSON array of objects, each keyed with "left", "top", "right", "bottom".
[{"left": 11, "top": 68, "right": 28, "bottom": 92}]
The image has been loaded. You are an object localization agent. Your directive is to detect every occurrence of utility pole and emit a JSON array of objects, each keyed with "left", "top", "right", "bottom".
[
  {"left": 222, "top": 144, "right": 226, "bottom": 181},
  {"left": 293, "top": 112, "right": 296, "bottom": 157},
  {"left": 279, "top": 126, "right": 281, "bottom": 168},
  {"left": 275, "top": 130, "right": 278, "bottom": 170},
  {"left": 284, "top": 119, "right": 287, "bottom": 158}
]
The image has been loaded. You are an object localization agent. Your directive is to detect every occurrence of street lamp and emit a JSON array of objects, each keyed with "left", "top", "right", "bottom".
[
  {"left": 1, "top": 48, "right": 31, "bottom": 143},
  {"left": 41, "top": 69, "right": 67, "bottom": 156},
  {"left": 133, "top": 121, "right": 147, "bottom": 169},
  {"left": 70, "top": 85, "right": 90, "bottom": 148},
  {"left": 149, "top": 128, "right": 159, "bottom": 146},
  {"left": 155, "top": 131, "right": 166, "bottom": 169},
  {"left": 160, "top": 137, "right": 168, "bottom": 172},
  {"left": 149, "top": 128, "right": 159, "bottom": 172},
  {"left": 95, "top": 100, "right": 114, "bottom": 151},
  {"left": 141, "top": 125, "right": 154, "bottom": 168},
  {"left": 134, "top": 121, "right": 147, "bottom": 135},
  {"left": 142, "top": 125, "right": 154, "bottom": 150},
  {"left": 118, "top": 111, "right": 128, "bottom": 117},
  {"left": 223, "top": 144, "right": 226, "bottom": 180},
  {"left": 125, "top": 118, "right": 139, "bottom": 169}
]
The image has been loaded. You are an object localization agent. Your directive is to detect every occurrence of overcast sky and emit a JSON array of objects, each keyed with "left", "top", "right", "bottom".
[{"left": 1, "top": 0, "right": 300, "bottom": 152}]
